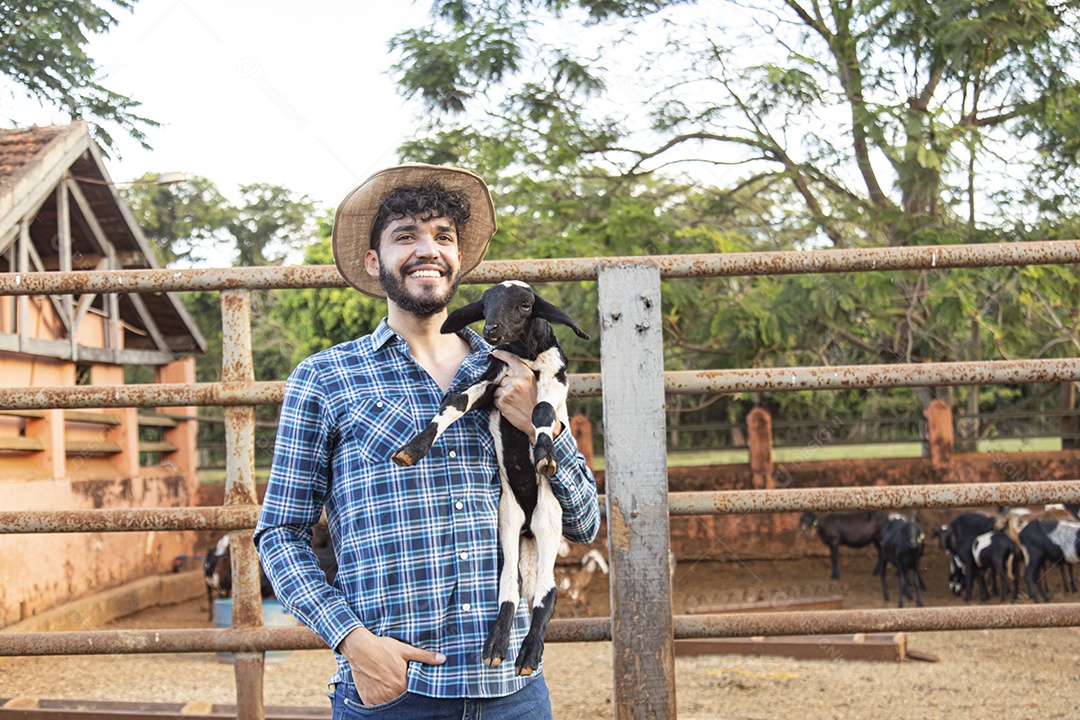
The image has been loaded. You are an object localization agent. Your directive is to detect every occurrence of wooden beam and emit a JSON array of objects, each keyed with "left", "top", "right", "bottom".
[
  {"left": 56, "top": 181, "right": 77, "bottom": 360},
  {"left": 674, "top": 633, "right": 909, "bottom": 663},
  {"left": 21, "top": 235, "right": 71, "bottom": 336},
  {"left": 17, "top": 220, "right": 29, "bottom": 350},
  {"left": 0, "top": 437, "right": 45, "bottom": 452},
  {"left": 64, "top": 410, "right": 123, "bottom": 426},
  {"left": 0, "top": 410, "right": 47, "bottom": 419},
  {"left": 0, "top": 224, "right": 16, "bottom": 257},
  {"left": 65, "top": 440, "right": 123, "bottom": 455},
  {"left": 0, "top": 333, "right": 176, "bottom": 365},
  {"left": 126, "top": 293, "right": 171, "bottom": 353},
  {"left": 137, "top": 414, "right": 178, "bottom": 428},
  {"left": 139, "top": 441, "right": 178, "bottom": 454}
]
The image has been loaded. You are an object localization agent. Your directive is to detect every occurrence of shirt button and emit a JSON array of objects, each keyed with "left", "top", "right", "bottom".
[
  {"left": 459, "top": 551, "right": 469, "bottom": 560},
  {"left": 449, "top": 450, "right": 457, "bottom": 458},
  {"left": 454, "top": 502, "right": 464, "bottom": 510},
  {"left": 462, "top": 603, "right": 471, "bottom": 611},
  {"left": 376, "top": 401, "right": 383, "bottom": 408}
]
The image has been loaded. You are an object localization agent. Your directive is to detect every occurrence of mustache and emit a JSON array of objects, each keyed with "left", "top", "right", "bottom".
[{"left": 402, "top": 260, "right": 450, "bottom": 275}]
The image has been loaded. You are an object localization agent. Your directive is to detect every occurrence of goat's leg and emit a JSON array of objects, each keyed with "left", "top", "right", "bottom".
[
  {"left": 483, "top": 484, "right": 525, "bottom": 668},
  {"left": 910, "top": 564, "right": 924, "bottom": 607},
  {"left": 392, "top": 380, "right": 498, "bottom": 467},
  {"left": 515, "top": 483, "right": 562, "bottom": 676},
  {"left": 880, "top": 560, "right": 890, "bottom": 603},
  {"left": 828, "top": 542, "right": 841, "bottom": 580},
  {"left": 530, "top": 358, "right": 569, "bottom": 476},
  {"left": 1025, "top": 554, "right": 1046, "bottom": 603},
  {"left": 895, "top": 565, "right": 906, "bottom": 608},
  {"left": 914, "top": 563, "right": 927, "bottom": 591},
  {"left": 976, "top": 568, "right": 990, "bottom": 602}
]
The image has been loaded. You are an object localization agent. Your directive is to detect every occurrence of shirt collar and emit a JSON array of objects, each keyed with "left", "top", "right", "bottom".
[{"left": 369, "top": 317, "right": 490, "bottom": 356}]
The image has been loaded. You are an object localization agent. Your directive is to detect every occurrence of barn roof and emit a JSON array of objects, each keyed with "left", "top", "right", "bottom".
[{"left": 0, "top": 122, "right": 205, "bottom": 358}]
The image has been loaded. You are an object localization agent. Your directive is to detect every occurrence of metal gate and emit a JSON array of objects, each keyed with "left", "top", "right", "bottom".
[{"left": 2, "top": 240, "right": 1080, "bottom": 720}]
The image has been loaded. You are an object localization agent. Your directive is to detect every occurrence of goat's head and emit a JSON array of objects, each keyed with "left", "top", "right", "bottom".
[
  {"left": 441, "top": 280, "right": 590, "bottom": 344},
  {"left": 932, "top": 525, "right": 950, "bottom": 551},
  {"left": 798, "top": 512, "right": 818, "bottom": 532}
]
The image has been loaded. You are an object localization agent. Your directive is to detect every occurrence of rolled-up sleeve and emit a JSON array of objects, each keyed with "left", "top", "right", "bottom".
[
  {"left": 254, "top": 361, "right": 363, "bottom": 651},
  {"left": 548, "top": 427, "right": 600, "bottom": 544}
]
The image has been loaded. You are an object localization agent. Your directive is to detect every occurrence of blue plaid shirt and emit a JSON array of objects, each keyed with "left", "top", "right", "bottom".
[{"left": 254, "top": 319, "right": 600, "bottom": 699}]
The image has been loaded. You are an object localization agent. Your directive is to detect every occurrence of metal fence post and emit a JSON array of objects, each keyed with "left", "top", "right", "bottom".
[
  {"left": 220, "top": 289, "right": 265, "bottom": 720},
  {"left": 598, "top": 261, "right": 676, "bottom": 719}
]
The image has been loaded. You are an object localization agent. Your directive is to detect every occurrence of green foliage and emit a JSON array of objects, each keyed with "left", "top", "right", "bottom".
[
  {"left": 120, "top": 177, "right": 233, "bottom": 266},
  {"left": 391, "top": 1, "right": 1080, "bottom": 432},
  {"left": 270, "top": 238, "right": 385, "bottom": 366},
  {"left": 0, "top": 0, "right": 157, "bottom": 152}
]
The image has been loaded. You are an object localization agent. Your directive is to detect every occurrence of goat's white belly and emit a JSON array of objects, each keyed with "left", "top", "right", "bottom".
[{"left": 1047, "top": 522, "right": 1080, "bottom": 564}]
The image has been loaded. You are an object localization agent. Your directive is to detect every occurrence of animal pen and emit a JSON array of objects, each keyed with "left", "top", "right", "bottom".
[{"left": 2, "top": 241, "right": 1080, "bottom": 720}]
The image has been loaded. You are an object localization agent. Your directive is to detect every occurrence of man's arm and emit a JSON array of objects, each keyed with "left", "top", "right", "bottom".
[{"left": 254, "top": 362, "right": 362, "bottom": 652}]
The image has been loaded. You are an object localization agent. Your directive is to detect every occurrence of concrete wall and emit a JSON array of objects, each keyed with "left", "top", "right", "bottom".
[
  {"left": 0, "top": 308, "right": 201, "bottom": 628},
  {"left": 635, "top": 450, "right": 1080, "bottom": 561}
]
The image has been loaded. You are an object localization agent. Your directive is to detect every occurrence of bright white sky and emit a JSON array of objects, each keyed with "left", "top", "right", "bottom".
[{"left": 4, "top": 1, "right": 431, "bottom": 211}]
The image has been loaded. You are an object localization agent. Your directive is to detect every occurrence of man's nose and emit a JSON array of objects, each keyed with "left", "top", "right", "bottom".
[{"left": 413, "top": 233, "right": 439, "bottom": 256}]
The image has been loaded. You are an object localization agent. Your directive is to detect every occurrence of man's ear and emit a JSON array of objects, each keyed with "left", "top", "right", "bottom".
[
  {"left": 364, "top": 249, "right": 380, "bottom": 278},
  {"left": 441, "top": 300, "right": 486, "bottom": 334}
]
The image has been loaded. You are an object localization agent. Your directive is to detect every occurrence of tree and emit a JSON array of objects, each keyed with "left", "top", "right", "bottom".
[
  {"left": 392, "top": 0, "right": 1080, "bottom": 426},
  {"left": 1, "top": 1, "right": 156, "bottom": 152},
  {"left": 270, "top": 236, "right": 385, "bottom": 366},
  {"left": 121, "top": 176, "right": 234, "bottom": 267},
  {"left": 228, "top": 184, "right": 318, "bottom": 268}
]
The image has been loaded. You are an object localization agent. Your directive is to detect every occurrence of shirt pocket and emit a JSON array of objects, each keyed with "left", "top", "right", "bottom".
[{"left": 346, "top": 394, "right": 417, "bottom": 466}]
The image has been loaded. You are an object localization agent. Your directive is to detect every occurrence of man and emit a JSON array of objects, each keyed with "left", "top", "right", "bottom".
[{"left": 255, "top": 163, "right": 600, "bottom": 718}]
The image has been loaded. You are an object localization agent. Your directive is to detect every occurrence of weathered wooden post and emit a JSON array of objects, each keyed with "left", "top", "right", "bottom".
[
  {"left": 598, "top": 261, "right": 675, "bottom": 719},
  {"left": 925, "top": 398, "right": 954, "bottom": 471},
  {"left": 747, "top": 407, "right": 774, "bottom": 490}
]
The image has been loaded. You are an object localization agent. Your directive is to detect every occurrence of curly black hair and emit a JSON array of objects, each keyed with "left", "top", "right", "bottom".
[{"left": 370, "top": 182, "right": 471, "bottom": 253}]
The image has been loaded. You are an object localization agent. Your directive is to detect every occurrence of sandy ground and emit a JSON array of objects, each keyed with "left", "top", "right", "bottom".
[{"left": 2, "top": 549, "right": 1079, "bottom": 719}]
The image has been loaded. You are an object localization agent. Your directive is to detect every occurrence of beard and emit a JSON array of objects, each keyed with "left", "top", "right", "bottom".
[{"left": 379, "top": 261, "right": 462, "bottom": 318}]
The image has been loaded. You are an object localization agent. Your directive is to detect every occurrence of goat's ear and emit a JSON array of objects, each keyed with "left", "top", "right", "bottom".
[
  {"left": 441, "top": 300, "right": 486, "bottom": 334},
  {"left": 533, "top": 296, "right": 590, "bottom": 339}
]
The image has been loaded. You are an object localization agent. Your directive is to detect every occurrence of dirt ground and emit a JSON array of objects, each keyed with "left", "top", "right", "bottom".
[{"left": 2, "top": 549, "right": 1079, "bottom": 719}]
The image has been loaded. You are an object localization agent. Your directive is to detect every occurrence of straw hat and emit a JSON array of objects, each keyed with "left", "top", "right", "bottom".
[{"left": 331, "top": 163, "right": 497, "bottom": 298}]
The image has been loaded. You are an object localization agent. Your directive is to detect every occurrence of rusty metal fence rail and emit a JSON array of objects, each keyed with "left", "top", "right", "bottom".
[{"left": 2, "top": 239, "right": 1080, "bottom": 720}]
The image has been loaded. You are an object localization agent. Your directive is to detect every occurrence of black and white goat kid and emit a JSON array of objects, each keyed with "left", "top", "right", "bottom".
[{"left": 391, "top": 280, "right": 589, "bottom": 675}]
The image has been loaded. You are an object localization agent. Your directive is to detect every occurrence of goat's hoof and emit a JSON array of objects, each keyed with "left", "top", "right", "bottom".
[
  {"left": 391, "top": 449, "right": 415, "bottom": 467},
  {"left": 483, "top": 656, "right": 503, "bottom": 668},
  {"left": 516, "top": 665, "right": 536, "bottom": 677},
  {"left": 535, "top": 457, "right": 557, "bottom": 477}
]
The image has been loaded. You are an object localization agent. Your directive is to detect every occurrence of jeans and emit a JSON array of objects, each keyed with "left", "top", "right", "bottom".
[{"left": 330, "top": 675, "right": 553, "bottom": 720}]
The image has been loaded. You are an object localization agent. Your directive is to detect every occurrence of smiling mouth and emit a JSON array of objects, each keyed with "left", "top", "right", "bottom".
[{"left": 408, "top": 269, "right": 444, "bottom": 279}]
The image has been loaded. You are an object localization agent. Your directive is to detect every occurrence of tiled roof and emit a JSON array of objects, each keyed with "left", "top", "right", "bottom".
[{"left": 0, "top": 125, "right": 75, "bottom": 191}]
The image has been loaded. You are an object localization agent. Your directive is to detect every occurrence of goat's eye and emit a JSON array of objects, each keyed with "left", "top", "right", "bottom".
[{"left": 521, "top": 302, "right": 531, "bottom": 309}]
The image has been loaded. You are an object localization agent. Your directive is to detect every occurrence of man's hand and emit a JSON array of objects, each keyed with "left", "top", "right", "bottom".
[
  {"left": 491, "top": 350, "right": 561, "bottom": 442},
  {"left": 337, "top": 627, "right": 445, "bottom": 706}
]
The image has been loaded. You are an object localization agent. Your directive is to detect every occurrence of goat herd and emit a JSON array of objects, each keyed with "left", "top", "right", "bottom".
[
  {"left": 200, "top": 504, "right": 1080, "bottom": 618},
  {"left": 801, "top": 504, "right": 1080, "bottom": 607}
]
